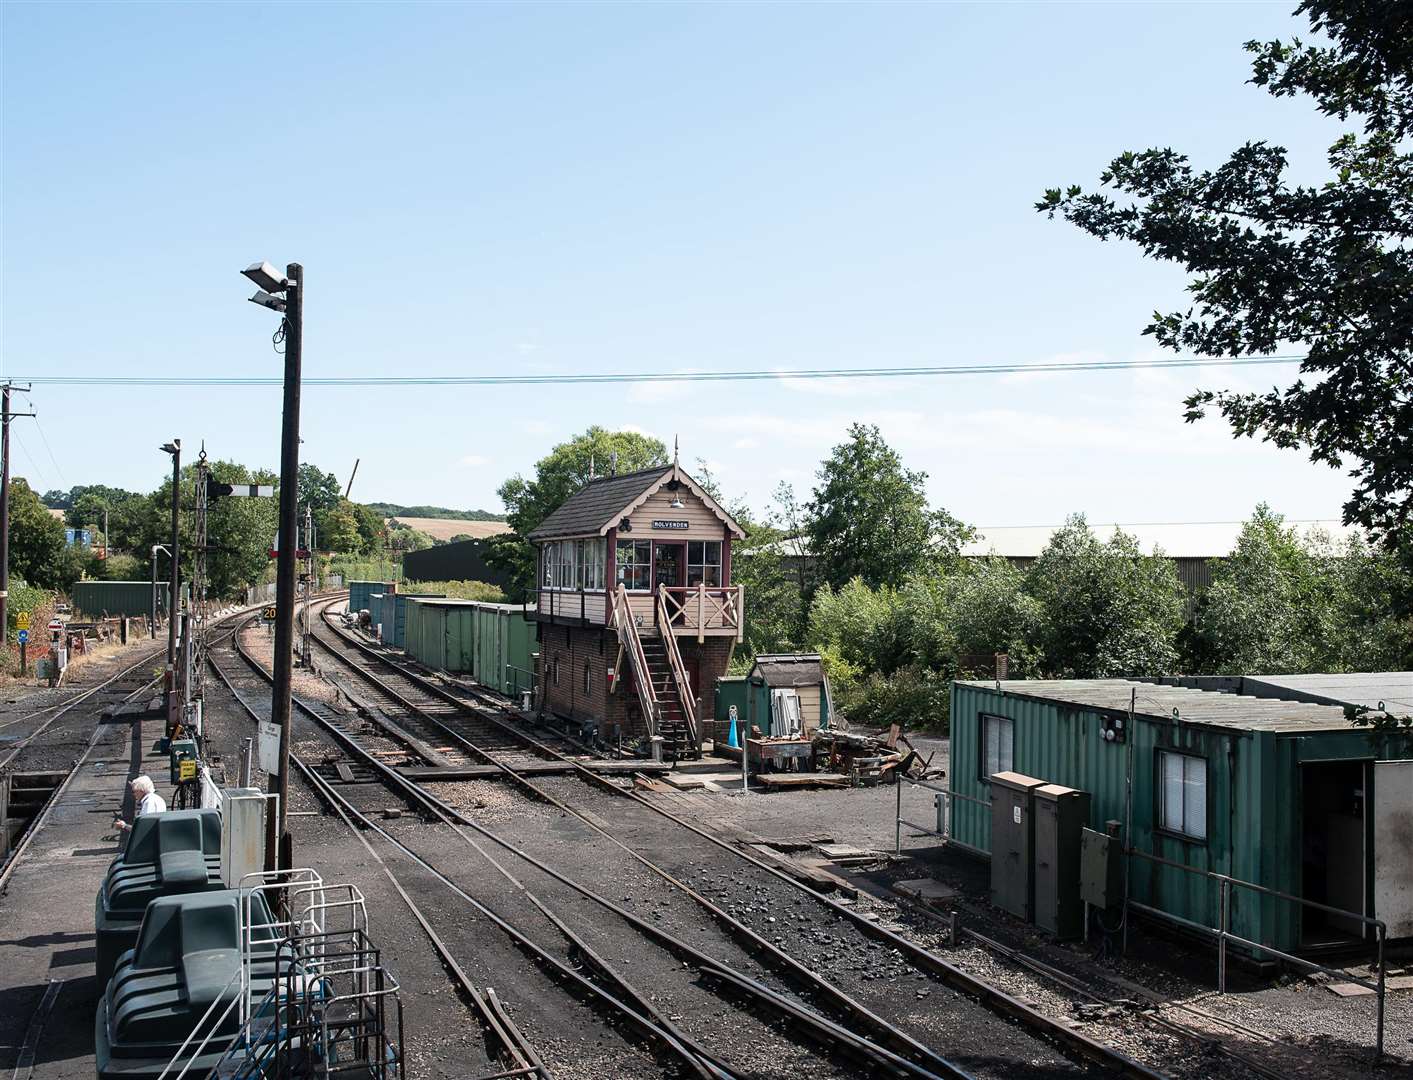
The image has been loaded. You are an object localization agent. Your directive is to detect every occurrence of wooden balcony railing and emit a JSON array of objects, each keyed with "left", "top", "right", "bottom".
[{"left": 656, "top": 584, "right": 744, "bottom": 642}]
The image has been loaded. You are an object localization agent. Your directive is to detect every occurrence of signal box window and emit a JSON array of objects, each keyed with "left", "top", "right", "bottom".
[
  {"left": 616, "top": 540, "right": 651, "bottom": 591},
  {"left": 687, "top": 541, "right": 722, "bottom": 587}
]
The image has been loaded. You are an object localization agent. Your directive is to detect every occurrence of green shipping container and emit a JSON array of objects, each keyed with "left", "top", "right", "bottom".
[
  {"left": 72, "top": 580, "right": 172, "bottom": 619},
  {"left": 949, "top": 679, "right": 1410, "bottom": 955},
  {"left": 348, "top": 580, "right": 394, "bottom": 618},
  {"left": 403, "top": 598, "right": 537, "bottom": 697}
]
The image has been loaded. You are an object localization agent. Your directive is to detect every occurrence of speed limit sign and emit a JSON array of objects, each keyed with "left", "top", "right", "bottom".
[{"left": 262, "top": 606, "right": 277, "bottom": 622}]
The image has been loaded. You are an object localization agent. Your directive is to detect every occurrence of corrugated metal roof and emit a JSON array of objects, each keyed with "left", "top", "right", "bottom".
[
  {"left": 961, "top": 519, "right": 1360, "bottom": 559},
  {"left": 751, "top": 654, "right": 825, "bottom": 687},
  {"left": 956, "top": 677, "right": 1357, "bottom": 733},
  {"left": 527, "top": 466, "right": 673, "bottom": 541}
]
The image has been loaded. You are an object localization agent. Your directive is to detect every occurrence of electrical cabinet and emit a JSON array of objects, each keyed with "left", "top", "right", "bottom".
[
  {"left": 989, "top": 771, "right": 1047, "bottom": 920},
  {"left": 1080, "top": 825, "right": 1122, "bottom": 910},
  {"left": 1034, "top": 783, "right": 1091, "bottom": 939}
]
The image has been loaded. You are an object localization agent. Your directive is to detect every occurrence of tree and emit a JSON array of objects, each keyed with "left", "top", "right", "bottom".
[
  {"left": 1026, "top": 516, "right": 1186, "bottom": 678},
  {"left": 298, "top": 463, "right": 342, "bottom": 516},
  {"left": 493, "top": 427, "right": 669, "bottom": 593},
  {"left": 941, "top": 557, "right": 1044, "bottom": 676},
  {"left": 8, "top": 478, "right": 69, "bottom": 588},
  {"left": 316, "top": 500, "right": 365, "bottom": 555},
  {"left": 806, "top": 424, "right": 973, "bottom": 592},
  {"left": 1038, "top": 2, "right": 1413, "bottom": 546}
]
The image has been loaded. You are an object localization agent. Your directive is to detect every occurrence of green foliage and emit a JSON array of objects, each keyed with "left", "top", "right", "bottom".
[
  {"left": 315, "top": 498, "right": 369, "bottom": 555},
  {"left": 9, "top": 478, "right": 69, "bottom": 588},
  {"left": 809, "top": 578, "right": 909, "bottom": 675},
  {"left": 386, "top": 521, "right": 434, "bottom": 552},
  {"left": 297, "top": 463, "right": 342, "bottom": 516},
  {"left": 5, "top": 579, "right": 53, "bottom": 646},
  {"left": 403, "top": 579, "right": 508, "bottom": 603},
  {"left": 806, "top": 424, "right": 973, "bottom": 592},
  {"left": 98, "top": 553, "right": 144, "bottom": 581},
  {"left": 363, "top": 502, "right": 505, "bottom": 522},
  {"left": 1189, "top": 506, "right": 1413, "bottom": 673},
  {"left": 1038, "top": 1, "right": 1413, "bottom": 547},
  {"left": 493, "top": 426, "right": 669, "bottom": 594},
  {"left": 327, "top": 555, "right": 401, "bottom": 585},
  {"left": 1025, "top": 517, "right": 1186, "bottom": 678}
]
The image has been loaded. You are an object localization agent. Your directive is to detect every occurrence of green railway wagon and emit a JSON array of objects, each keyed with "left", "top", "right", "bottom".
[
  {"left": 404, "top": 598, "right": 537, "bottom": 697},
  {"left": 949, "top": 678, "right": 1413, "bottom": 956},
  {"left": 72, "top": 580, "right": 172, "bottom": 619}
]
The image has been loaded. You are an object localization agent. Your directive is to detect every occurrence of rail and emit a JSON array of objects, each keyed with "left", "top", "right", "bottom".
[
  {"left": 609, "top": 582, "right": 661, "bottom": 739},
  {"left": 655, "top": 584, "right": 744, "bottom": 641},
  {"left": 1124, "top": 847, "right": 1388, "bottom": 1060},
  {"left": 893, "top": 778, "right": 992, "bottom": 858},
  {"left": 655, "top": 586, "right": 700, "bottom": 750}
]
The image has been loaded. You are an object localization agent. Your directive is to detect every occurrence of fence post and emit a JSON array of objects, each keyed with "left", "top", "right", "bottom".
[
  {"left": 1377, "top": 923, "right": 1386, "bottom": 1059},
  {"left": 1218, "top": 877, "right": 1228, "bottom": 993},
  {"left": 895, "top": 778, "right": 902, "bottom": 855}
]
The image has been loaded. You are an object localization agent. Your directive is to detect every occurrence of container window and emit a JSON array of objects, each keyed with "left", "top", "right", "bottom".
[
  {"left": 1159, "top": 751, "right": 1207, "bottom": 840},
  {"left": 980, "top": 714, "right": 1013, "bottom": 780},
  {"left": 616, "top": 540, "right": 652, "bottom": 591},
  {"left": 686, "top": 541, "right": 722, "bottom": 587}
]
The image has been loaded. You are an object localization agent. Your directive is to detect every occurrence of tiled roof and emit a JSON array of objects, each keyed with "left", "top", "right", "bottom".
[{"left": 527, "top": 465, "right": 673, "bottom": 541}]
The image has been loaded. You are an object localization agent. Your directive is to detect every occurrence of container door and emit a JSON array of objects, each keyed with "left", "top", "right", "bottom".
[{"left": 1374, "top": 760, "right": 1413, "bottom": 938}]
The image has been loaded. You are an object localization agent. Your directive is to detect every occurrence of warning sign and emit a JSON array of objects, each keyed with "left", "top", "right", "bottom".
[
  {"left": 258, "top": 720, "right": 281, "bottom": 775},
  {"left": 15, "top": 612, "right": 29, "bottom": 631},
  {"left": 179, "top": 759, "right": 197, "bottom": 781}
]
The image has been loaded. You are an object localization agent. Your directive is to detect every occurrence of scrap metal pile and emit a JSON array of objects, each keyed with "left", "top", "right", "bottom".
[{"left": 812, "top": 724, "right": 942, "bottom": 787}]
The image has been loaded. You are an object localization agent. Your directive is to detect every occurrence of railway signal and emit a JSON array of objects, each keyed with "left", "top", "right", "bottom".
[{"left": 241, "top": 258, "right": 303, "bottom": 874}]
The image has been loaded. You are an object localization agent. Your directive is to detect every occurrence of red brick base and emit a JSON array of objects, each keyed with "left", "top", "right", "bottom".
[{"left": 538, "top": 624, "right": 735, "bottom": 744}]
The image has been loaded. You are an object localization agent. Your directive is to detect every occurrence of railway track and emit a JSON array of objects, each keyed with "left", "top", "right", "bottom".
[
  {"left": 308, "top": 597, "right": 1300, "bottom": 1080},
  {"left": 216, "top": 617, "right": 956, "bottom": 1080},
  {"left": 270, "top": 600, "right": 1173, "bottom": 1079}
]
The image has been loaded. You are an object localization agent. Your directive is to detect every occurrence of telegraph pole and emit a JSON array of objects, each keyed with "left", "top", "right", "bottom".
[
  {"left": 1, "top": 383, "right": 36, "bottom": 652},
  {"left": 269, "top": 262, "right": 303, "bottom": 871}
]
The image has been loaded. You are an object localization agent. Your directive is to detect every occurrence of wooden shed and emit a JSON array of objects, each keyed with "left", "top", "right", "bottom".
[{"left": 733, "top": 654, "right": 833, "bottom": 738}]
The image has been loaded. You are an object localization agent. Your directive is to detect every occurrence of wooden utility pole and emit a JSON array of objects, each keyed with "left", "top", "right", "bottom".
[
  {"left": 0, "top": 383, "right": 36, "bottom": 652},
  {"left": 268, "top": 262, "right": 303, "bottom": 872}
]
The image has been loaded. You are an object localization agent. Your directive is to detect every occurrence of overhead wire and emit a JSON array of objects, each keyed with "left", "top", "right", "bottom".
[
  {"left": 24, "top": 394, "right": 68, "bottom": 489},
  {"left": 7, "top": 353, "right": 1306, "bottom": 388}
]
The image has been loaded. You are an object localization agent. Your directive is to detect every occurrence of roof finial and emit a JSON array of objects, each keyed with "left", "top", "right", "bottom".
[
  {"left": 673, "top": 435, "right": 679, "bottom": 469},
  {"left": 610, "top": 449, "right": 618, "bottom": 477},
  {"left": 589, "top": 452, "right": 596, "bottom": 480}
]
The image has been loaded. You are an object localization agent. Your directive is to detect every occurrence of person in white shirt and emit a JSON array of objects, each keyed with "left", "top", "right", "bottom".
[{"left": 113, "top": 774, "right": 167, "bottom": 834}]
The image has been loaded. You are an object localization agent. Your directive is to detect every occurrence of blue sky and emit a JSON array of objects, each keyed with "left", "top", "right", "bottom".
[{"left": 2, "top": 1, "right": 1358, "bottom": 530}]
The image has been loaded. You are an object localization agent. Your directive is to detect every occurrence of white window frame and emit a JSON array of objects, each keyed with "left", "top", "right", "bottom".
[
  {"left": 980, "top": 713, "right": 1014, "bottom": 781},
  {"left": 1158, "top": 750, "right": 1207, "bottom": 841}
]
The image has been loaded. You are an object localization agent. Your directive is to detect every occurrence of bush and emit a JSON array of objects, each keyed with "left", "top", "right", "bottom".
[
  {"left": 99, "top": 553, "right": 144, "bottom": 581},
  {"left": 404, "top": 579, "right": 509, "bottom": 603}
]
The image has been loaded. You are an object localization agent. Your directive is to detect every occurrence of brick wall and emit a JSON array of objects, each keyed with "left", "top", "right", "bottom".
[{"left": 539, "top": 625, "right": 736, "bottom": 745}]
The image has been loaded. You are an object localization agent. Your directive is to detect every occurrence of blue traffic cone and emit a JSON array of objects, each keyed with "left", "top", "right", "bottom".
[{"left": 727, "top": 716, "right": 739, "bottom": 748}]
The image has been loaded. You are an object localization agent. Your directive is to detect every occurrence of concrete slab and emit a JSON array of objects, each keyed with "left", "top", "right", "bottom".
[
  {"left": 893, "top": 877, "right": 959, "bottom": 902},
  {"left": 1326, "top": 982, "right": 1377, "bottom": 997}
]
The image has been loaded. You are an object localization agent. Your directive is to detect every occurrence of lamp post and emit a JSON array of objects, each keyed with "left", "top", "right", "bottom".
[
  {"left": 150, "top": 544, "right": 171, "bottom": 639},
  {"left": 241, "top": 261, "right": 301, "bottom": 873},
  {"left": 160, "top": 441, "right": 181, "bottom": 732}
]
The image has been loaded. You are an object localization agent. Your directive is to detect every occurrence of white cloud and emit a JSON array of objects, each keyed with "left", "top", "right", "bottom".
[
  {"left": 616, "top": 423, "right": 660, "bottom": 440},
  {"left": 733, "top": 437, "right": 760, "bottom": 450},
  {"left": 523, "top": 420, "right": 551, "bottom": 435},
  {"left": 459, "top": 454, "right": 490, "bottom": 467},
  {"left": 628, "top": 367, "right": 709, "bottom": 404}
]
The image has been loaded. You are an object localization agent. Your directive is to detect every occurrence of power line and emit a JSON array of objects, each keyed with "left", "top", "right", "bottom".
[
  {"left": 24, "top": 396, "right": 68, "bottom": 489},
  {"left": 9, "top": 354, "right": 1306, "bottom": 389}
]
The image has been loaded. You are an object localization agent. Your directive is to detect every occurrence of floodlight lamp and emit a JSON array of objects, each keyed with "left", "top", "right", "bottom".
[
  {"left": 669, "top": 495, "right": 685, "bottom": 509},
  {"left": 241, "top": 261, "right": 288, "bottom": 293},
  {"left": 248, "top": 290, "right": 287, "bottom": 313}
]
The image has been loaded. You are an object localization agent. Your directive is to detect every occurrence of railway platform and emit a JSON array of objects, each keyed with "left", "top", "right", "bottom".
[{"left": 0, "top": 699, "right": 172, "bottom": 1078}]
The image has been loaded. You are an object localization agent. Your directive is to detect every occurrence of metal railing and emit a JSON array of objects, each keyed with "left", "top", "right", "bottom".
[
  {"left": 893, "top": 778, "right": 991, "bottom": 856},
  {"left": 1125, "top": 847, "right": 1388, "bottom": 1060}
]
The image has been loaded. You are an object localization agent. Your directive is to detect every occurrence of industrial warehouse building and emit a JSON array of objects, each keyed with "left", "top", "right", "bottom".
[
  {"left": 528, "top": 460, "right": 746, "bottom": 758},
  {"left": 949, "top": 675, "right": 1413, "bottom": 954}
]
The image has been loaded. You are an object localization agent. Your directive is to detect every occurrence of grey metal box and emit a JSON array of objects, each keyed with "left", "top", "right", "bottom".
[
  {"left": 1080, "top": 826, "right": 1121, "bottom": 909},
  {"left": 1034, "top": 783, "right": 1091, "bottom": 939},
  {"left": 989, "top": 771, "right": 1047, "bottom": 921}
]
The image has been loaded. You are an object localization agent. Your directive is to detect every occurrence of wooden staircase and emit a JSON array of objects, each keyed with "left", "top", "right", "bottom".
[{"left": 638, "top": 634, "right": 698, "bottom": 762}]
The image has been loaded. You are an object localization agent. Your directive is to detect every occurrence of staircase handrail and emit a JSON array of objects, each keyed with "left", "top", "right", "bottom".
[
  {"left": 610, "top": 583, "right": 660, "bottom": 737},
  {"left": 656, "top": 585, "right": 700, "bottom": 750}
]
